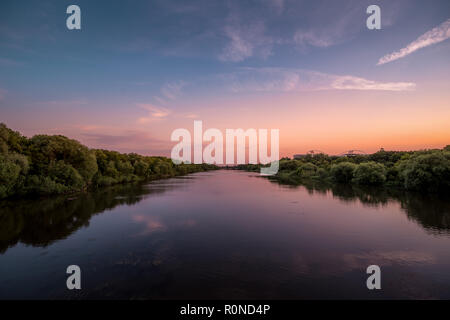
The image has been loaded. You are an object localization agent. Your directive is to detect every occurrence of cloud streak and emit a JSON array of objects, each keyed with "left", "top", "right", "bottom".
[
  {"left": 161, "top": 81, "right": 186, "bottom": 100},
  {"left": 378, "top": 19, "right": 450, "bottom": 65},
  {"left": 219, "top": 22, "right": 273, "bottom": 62},
  {"left": 331, "top": 75, "right": 416, "bottom": 91},
  {"left": 221, "top": 68, "right": 416, "bottom": 92},
  {"left": 137, "top": 103, "right": 171, "bottom": 123},
  {"left": 149, "top": 81, "right": 187, "bottom": 106},
  {"left": 293, "top": 30, "right": 333, "bottom": 48}
]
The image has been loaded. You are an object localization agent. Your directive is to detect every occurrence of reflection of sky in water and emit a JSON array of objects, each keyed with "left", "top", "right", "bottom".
[{"left": 1, "top": 171, "right": 450, "bottom": 299}]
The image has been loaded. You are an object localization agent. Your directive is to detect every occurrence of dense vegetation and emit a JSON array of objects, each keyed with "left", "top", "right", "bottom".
[
  {"left": 235, "top": 147, "right": 450, "bottom": 194},
  {"left": 0, "top": 123, "right": 217, "bottom": 199}
]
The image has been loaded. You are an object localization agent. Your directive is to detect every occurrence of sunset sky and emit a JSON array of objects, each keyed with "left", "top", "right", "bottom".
[{"left": 1, "top": 0, "right": 450, "bottom": 158}]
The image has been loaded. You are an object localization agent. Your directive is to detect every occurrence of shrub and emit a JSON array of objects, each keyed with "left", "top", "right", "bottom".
[
  {"left": 353, "top": 162, "right": 386, "bottom": 185},
  {"left": 295, "top": 163, "right": 317, "bottom": 178},
  {"left": 330, "top": 162, "right": 357, "bottom": 183},
  {"left": 48, "top": 160, "right": 85, "bottom": 190},
  {"left": 401, "top": 152, "right": 450, "bottom": 192},
  {"left": 279, "top": 159, "right": 300, "bottom": 171},
  {"left": 316, "top": 168, "right": 329, "bottom": 179},
  {"left": 0, "top": 153, "right": 29, "bottom": 197}
]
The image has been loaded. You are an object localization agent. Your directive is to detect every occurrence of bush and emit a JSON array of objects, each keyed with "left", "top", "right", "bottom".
[
  {"left": 279, "top": 159, "right": 300, "bottom": 171},
  {"left": 0, "top": 153, "right": 29, "bottom": 197},
  {"left": 295, "top": 163, "right": 317, "bottom": 178},
  {"left": 386, "top": 166, "right": 401, "bottom": 185},
  {"left": 28, "top": 135, "right": 98, "bottom": 183},
  {"left": 48, "top": 160, "right": 85, "bottom": 190},
  {"left": 316, "top": 168, "right": 329, "bottom": 179},
  {"left": 353, "top": 162, "right": 386, "bottom": 185},
  {"left": 401, "top": 152, "right": 450, "bottom": 192},
  {"left": 330, "top": 162, "right": 356, "bottom": 183}
]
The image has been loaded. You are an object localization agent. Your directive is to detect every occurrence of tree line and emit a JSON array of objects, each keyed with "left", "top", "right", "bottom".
[
  {"left": 235, "top": 146, "right": 450, "bottom": 193},
  {"left": 0, "top": 123, "right": 217, "bottom": 199}
]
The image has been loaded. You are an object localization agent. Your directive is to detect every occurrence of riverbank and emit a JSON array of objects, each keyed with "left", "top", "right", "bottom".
[
  {"left": 233, "top": 146, "right": 450, "bottom": 194},
  {"left": 0, "top": 123, "right": 218, "bottom": 199}
]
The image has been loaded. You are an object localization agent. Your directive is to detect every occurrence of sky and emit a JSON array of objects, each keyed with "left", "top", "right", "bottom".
[{"left": 1, "top": 0, "right": 450, "bottom": 158}]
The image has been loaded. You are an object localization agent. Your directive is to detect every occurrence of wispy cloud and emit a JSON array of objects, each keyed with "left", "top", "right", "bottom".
[
  {"left": 219, "top": 25, "right": 254, "bottom": 62},
  {"left": 136, "top": 81, "right": 188, "bottom": 123},
  {"left": 221, "top": 67, "right": 416, "bottom": 92},
  {"left": 291, "top": 2, "right": 371, "bottom": 51},
  {"left": 378, "top": 19, "right": 450, "bottom": 65},
  {"left": 218, "top": 1, "right": 395, "bottom": 61},
  {"left": 293, "top": 30, "right": 333, "bottom": 48},
  {"left": 150, "top": 81, "right": 187, "bottom": 106},
  {"left": 153, "top": 96, "right": 167, "bottom": 105},
  {"left": 219, "top": 22, "right": 274, "bottom": 62},
  {"left": 331, "top": 75, "right": 416, "bottom": 91},
  {"left": 137, "top": 103, "right": 171, "bottom": 124},
  {"left": 161, "top": 81, "right": 186, "bottom": 100}
]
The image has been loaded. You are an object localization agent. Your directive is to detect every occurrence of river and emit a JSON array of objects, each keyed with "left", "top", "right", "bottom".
[{"left": 1, "top": 170, "right": 449, "bottom": 299}]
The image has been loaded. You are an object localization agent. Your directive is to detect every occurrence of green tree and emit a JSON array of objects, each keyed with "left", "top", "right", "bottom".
[
  {"left": 330, "top": 162, "right": 357, "bottom": 183},
  {"left": 353, "top": 162, "right": 386, "bottom": 185},
  {"left": 401, "top": 152, "right": 450, "bottom": 192},
  {"left": 295, "top": 163, "right": 317, "bottom": 178}
]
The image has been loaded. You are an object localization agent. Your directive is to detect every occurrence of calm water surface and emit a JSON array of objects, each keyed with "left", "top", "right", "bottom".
[{"left": 1, "top": 170, "right": 450, "bottom": 299}]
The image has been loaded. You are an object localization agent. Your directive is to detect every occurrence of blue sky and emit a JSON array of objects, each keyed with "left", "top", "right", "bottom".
[{"left": 1, "top": 0, "right": 450, "bottom": 155}]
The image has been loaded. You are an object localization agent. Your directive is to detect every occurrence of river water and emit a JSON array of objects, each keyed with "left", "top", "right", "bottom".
[{"left": 1, "top": 170, "right": 449, "bottom": 299}]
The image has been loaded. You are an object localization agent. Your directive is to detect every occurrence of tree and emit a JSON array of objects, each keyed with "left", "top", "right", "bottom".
[
  {"left": 330, "top": 162, "right": 357, "bottom": 183},
  {"left": 353, "top": 162, "right": 386, "bottom": 185},
  {"left": 295, "top": 163, "right": 317, "bottom": 178},
  {"left": 0, "top": 124, "right": 218, "bottom": 199},
  {"left": 401, "top": 152, "right": 450, "bottom": 192}
]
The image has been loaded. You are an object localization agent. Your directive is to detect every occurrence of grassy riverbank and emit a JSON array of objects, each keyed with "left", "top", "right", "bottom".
[{"left": 0, "top": 123, "right": 218, "bottom": 199}]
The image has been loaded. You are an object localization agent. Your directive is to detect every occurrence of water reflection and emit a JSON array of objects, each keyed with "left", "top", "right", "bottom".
[
  {"left": 268, "top": 177, "right": 450, "bottom": 235},
  {"left": 1, "top": 171, "right": 450, "bottom": 299},
  {"left": 1, "top": 172, "right": 449, "bottom": 255},
  {"left": 0, "top": 182, "right": 176, "bottom": 253}
]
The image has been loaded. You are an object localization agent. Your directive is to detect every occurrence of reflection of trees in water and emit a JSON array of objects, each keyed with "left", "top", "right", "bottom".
[
  {"left": 1, "top": 174, "right": 449, "bottom": 255},
  {"left": 0, "top": 182, "right": 176, "bottom": 253},
  {"left": 399, "top": 194, "right": 450, "bottom": 235},
  {"left": 269, "top": 178, "right": 450, "bottom": 234}
]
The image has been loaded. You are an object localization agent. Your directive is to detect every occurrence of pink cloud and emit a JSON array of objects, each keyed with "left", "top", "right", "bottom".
[{"left": 137, "top": 103, "right": 171, "bottom": 123}]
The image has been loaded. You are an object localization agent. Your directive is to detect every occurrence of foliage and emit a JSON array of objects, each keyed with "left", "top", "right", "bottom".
[
  {"left": 235, "top": 147, "right": 450, "bottom": 193},
  {"left": 295, "top": 163, "right": 318, "bottom": 178},
  {"left": 0, "top": 123, "right": 217, "bottom": 199},
  {"left": 330, "top": 162, "right": 357, "bottom": 183},
  {"left": 352, "top": 162, "right": 386, "bottom": 185},
  {"left": 400, "top": 151, "right": 450, "bottom": 192}
]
